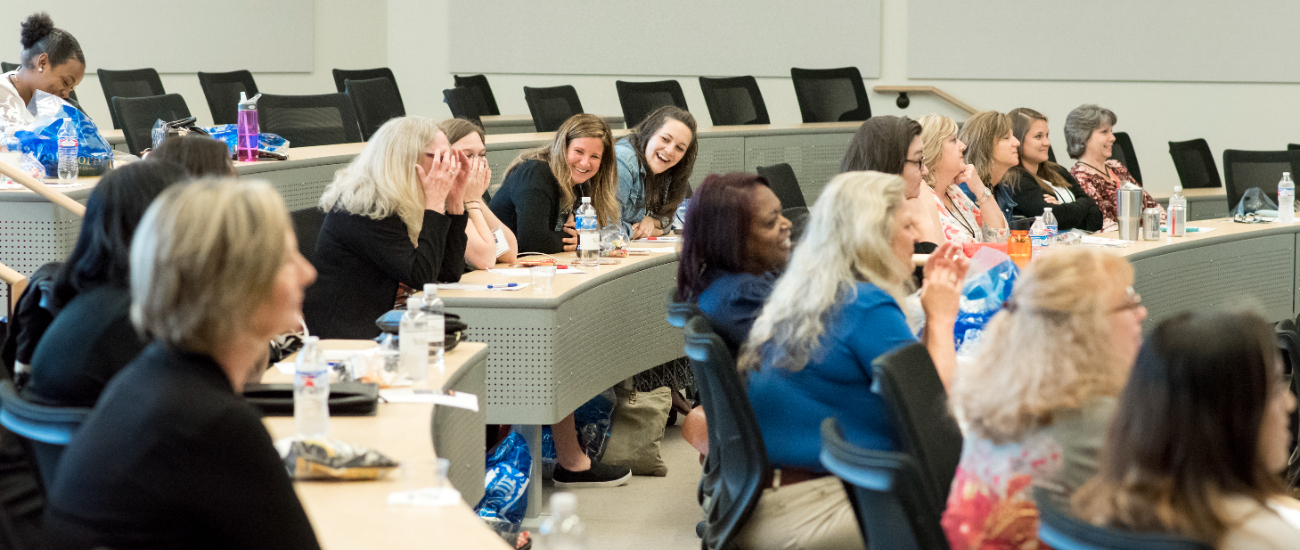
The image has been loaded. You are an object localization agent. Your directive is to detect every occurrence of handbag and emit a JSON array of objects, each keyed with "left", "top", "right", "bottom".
[
  {"left": 374, "top": 309, "right": 466, "bottom": 351},
  {"left": 601, "top": 379, "right": 671, "bottom": 476},
  {"left": 242, "top": 382, "right": 380, "bottom": 416}
]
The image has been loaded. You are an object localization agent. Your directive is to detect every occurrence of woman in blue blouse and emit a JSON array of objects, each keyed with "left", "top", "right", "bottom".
[
  {"left": 735, "top": 170, "right": 968, "bottom": 550},
  {"left": 615, "top": 106, "right": 697, "bottom": 239}
]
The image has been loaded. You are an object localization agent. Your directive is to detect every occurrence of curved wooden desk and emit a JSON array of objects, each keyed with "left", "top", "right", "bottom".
[{"left": 263, "top": 341, "right": 503, "bottom": 550}]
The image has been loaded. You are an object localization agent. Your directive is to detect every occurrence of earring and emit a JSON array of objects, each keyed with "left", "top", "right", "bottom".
[{"left": 38, "top": 68, "right": 43, "bottom": 72}]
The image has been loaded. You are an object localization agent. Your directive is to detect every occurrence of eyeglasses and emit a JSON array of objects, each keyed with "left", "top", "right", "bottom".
[
  {"left": 1110, "top": 286, "right": 1143, "bottom": 313},
  {"left": 904, "top": 155, "right": 925, "bottom": 170}
]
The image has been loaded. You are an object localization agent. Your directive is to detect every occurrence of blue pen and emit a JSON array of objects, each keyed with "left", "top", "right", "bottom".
[{"left": 487, "top": 283, "right": 518, "bottom": 289}]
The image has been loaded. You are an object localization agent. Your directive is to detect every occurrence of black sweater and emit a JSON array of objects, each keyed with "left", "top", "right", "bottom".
[
  {"left": 303, "top": 208, "right": 467, "bottom": 339},
  {"left": 1004, "top": 165, "right": 1104, "bottom": 232},
  {"left": 24, "top": 285, "right": 146, "bottom": 408},
  {"left": 44, "top": 343, "right": 320, "bottom": 550},
  {"left": 490, "top": 160, "right": 580, "bottom": 254}
]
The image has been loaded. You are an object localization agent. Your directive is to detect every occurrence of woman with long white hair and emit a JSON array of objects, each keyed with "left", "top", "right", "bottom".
[
  {"left": 302, "top": 116, "right": 470, "bottom": 339},
  {"left": 734, "top": 170, "right": 968, "bottom": 550}
]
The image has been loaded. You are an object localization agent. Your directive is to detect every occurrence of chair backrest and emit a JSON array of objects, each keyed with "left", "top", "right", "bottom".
[
  {"left": 523, "top": 85, "right": 584, "bottom": 133},
  {"left": 790, "top": 67, "right": 871, "bottom": 123},
  {"left": 344, "top": 77, "right": 407, "bottom": 142},
  {"left": 1289, "top": 144, "right": 1300, "bottom": 151},
  {"left": 870, "top": 342, "right": 963, "bottom": 515},
  {"left": 112, "top": 94, "right": 192, "bottom": 156},
  {"left": 0, "top": 62, "right": 17, "bottom": 73},
  {"left": 1048, "top": 144, "right": 1057, "bottom": 163},
  {"left": 615, "top": 80, "right": 689, "bottom": 128},
  {"left": 698, "top": 76, "right": 770, "bottom": 126},
  {"left": 290, "top": 207, "right": 327, "bottom": 266},
  {"left": 0, "top": 379, "right": 92, "bottom": 491},
  {"left": 1167, "top": 139, "right": 1222, "bottom": 190},
  {"left": 1033, "top": 487, "right": 1213, "bottom": 550},
  {"left": 1221, "top": 149, "right": 1300, "bottom": 210},
  {"left": 683, "top": 316, "right": 769, "bottom": 550},
  {"left": 453, "top": 74, "right": 501, "bottom": 117},
  {"left": 97, "top": 68, "right": 165, "bottom": 129},
  {"left": 820, "top": 418, "right": 951, "bottom": 550},
  {"left": 258, "top": 93, "right": 363, "bottom": 148},
  {"left": 1110, "top": 132, "right": 1142, "bottom": 184},
  {"left": 197, "top": 70, "right": 259, "bottom": 125},
  {"left": 331, "top": 67, "right": 396, "bottom": 94},
  {"left": 664, "top": 292, "right": 701, "bottom": 329},
  {"left": 755, "top": 163, "right": 807, "bottom": 209},
  {"left": 442, "top": 87, "right": 488, "bottom": 128}
]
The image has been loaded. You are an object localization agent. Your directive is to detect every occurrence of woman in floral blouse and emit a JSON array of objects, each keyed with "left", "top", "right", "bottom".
[
  {"left": 915, "top": 113, "right": 1008, "bottom": 244},
  {"left": 942, "top": 247, "right": 1147, "bottom": 550},
  {"left": 1064, "top": 105, "right": 1162, "bottom": 229}
]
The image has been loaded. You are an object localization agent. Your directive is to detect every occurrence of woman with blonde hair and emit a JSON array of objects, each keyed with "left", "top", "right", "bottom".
[
  {"left": 941, "top": 247, "right": 1147, "bottom": 550},
  {"left": 440, "top": 118, "right": 519, "bottom": 268},
  {"left": 302, "top": 116, "right": 469, "bottom": 339},
  {"left": 915, "top": 113, "right": 1008, "bottom": 244},
  {"left": 45, "top": 179, "right": 321, "bottom": 549},
  {"left": 735, "top": 171, "right": 968, "bottom": 550},
  {"left": 489, "top": 113, "right": 619, "bottom": 253}
]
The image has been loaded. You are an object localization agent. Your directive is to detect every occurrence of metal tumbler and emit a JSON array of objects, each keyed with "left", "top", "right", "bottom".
[{"left": 1117, "top": 183, "right": 1143, "bottom": 241}]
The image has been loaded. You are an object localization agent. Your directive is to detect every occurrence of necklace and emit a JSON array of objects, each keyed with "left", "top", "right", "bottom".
[
  {"left": 939, "top": 187, "right": 978, "bottom": 239},
  {"left": 1078, "top": 161, "right": 1117, "bottom": 185}
]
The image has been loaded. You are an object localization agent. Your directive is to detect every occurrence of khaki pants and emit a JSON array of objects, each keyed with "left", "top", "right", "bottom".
[{"left": 732, "top": 475, "right": 865, "bottom": 550}]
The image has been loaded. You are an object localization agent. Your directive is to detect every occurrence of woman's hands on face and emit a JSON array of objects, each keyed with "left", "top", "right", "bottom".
[
  {"left": 920, "top": 242, "right": 969, "bottom": 324},
  {"left": 416, "top": 150, "right": 468, "bottom": 213},
  {"left": 468, "top": 157, "right": 492, "bottom": 200},
  {"left": 562, "top": 214, "right": 578, "bottom": 252}
]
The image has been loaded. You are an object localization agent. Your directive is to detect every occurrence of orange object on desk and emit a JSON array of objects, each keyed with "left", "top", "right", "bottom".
[{"left": 961, "top": 242, "right": 1008, "bottom": 258}]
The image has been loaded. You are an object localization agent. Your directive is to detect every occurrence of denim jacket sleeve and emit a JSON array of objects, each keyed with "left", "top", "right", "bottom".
[{"left": 615, "top": 139, "right": 645, "bottom": 235}]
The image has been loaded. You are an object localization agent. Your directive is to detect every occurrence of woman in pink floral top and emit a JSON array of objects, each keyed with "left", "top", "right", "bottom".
[
  {"left": 942, "top": 248, "right": 1147, "bottom": 550},
  {"left": 1064, "top": 105, "right": 1162, "bottom": 229},
  {"left": 914, "top": 113, "right": 1009, "bottom": 244}
]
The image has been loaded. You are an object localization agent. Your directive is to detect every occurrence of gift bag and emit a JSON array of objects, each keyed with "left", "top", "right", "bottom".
[{"left": 953, "top": 247, "right": 1020, "bottom": 363}]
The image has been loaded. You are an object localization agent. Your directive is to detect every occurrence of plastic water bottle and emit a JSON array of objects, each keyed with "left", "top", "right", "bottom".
[
  {"left": 674, "top": 199, "right": 690, "bottom": 232},
  {"left": 421, "top": 284, "right": 445, "bottom": 376},
  {"left": 539, "top": 492, "right": 587, "bottom": 550},
  {"left": 1041, "top": 207, "right": 1058, "bottom": 237},
  {"left": 1029, "top": 216, "right": 1049, "bottom": 259},
  {"left": 236, "top": 92, "right": 261, "bottom": 162},
  {"left": 379, "top": 332, "right": 401, "bottom": 381},
  {"left": 576, "top": 197, "right": 599, "bottom": 267},
  {"left": 294, "top": 336, "right": 330, "bottom": 439},
  {"left": 0, "top": 124, "right": 21, "bottom": 186},
  {"left": 399, "top": 296, "right": 429, "bottom": 383},
  {"left": 56, "top": 117, "right": 78, "bottom": 182},
  {"left": 1278, "top": 173, "right": 1295, "bottom": 223},
  {"left": 1168, "top": 185, "right": 1188, "bottom": 236}
]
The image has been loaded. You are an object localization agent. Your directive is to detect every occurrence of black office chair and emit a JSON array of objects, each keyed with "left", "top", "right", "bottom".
[
  {"left": 97, "top": 68, "right": 165, "bottom": 130},
  {"left": 112, "top": 94, "right": 192, "bottom": 156},
  {"left": 344, "top": 77, "right": 406, "bottom": 141},
  {"left": 290, "top": 207, "right": 327, "bottom": 266},
  {"left": 0, "top": 379, "right": 92, "bottom": 492},
  {"left": 683, "top": 316, "right": 768, "bottom": 550},
  {"left": 1034, "top": 487, "right": 1212, "bottom": 550},
  {"left": 523, "top": 85, "right": 584, "bottom": 133},
  {"left": 1048, "top": 144, "right": 1057, "bottom": 163},
  {"left": 1274, "top": 320, "right": 1300, "bottom": 488},
  {"left": 331, "top": 67, "right": 396, "bottom": 94},
  {"left": 1168, "top": 139, "right": 1222, "bottom": 190},
  {"left": 258, "top": 93, "right": 363, "bottom": 148},
  {"left": 442, "top": 87, "right": 488, "bottom": 127},
  {"left": 1289, "top": 144, "right": 1300, "bottom": 151},
  {"left": 783, "top": 206, "right": 811, "bottom": 245},
  {"left": 698, "top": 76, "right": 770, "bottom": 126},
  {"left": 755, "top": 163, "right": 807, "bottom": 209},
  {"left": 1109, "top": 132, "right": 1142, "bottom": 184},
  {"left": 453, "top": 75, "right": 501, "bottom": 117},
  {"left": 1221, "top": 149, "right": 1300, "bottom": 211},
  {"left": 871, "top": 342, "right": 963, "bottom": 515},
  {"left": 197, "top": 70, "right": 259, "bottom": 125},
  {"left": 615, "top": 80, "right": 689, "bottom": 128},
  {"left": 820, "top": 418, "right": 951, "bottom": 550},
  {"left": 0, "top": 62, "right": 16, "bottom": 73},
  {"left": 664, "top": 291, "right": 701, "bottom": 329},
  {"left": 790, "top": 67, "right": 871, "bottom": 123}
]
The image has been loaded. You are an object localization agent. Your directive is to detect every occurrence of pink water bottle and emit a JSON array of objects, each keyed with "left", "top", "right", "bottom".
[{"left": 236, "top": 92, "right": 261, "bottom": 162}]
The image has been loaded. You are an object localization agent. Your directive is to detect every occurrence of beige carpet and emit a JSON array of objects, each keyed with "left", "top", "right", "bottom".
[{"left": 540, "top": 425, "right": 704, "bottom": 549}]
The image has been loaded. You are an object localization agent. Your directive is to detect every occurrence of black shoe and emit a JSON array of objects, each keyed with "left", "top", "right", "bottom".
[{"left": 552, "top": 460, "right": 632, "bottom": 488}]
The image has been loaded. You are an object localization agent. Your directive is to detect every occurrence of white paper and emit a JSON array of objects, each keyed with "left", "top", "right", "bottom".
[
  {"left": 387, "top": 487, "right": 462, "bottom": 507},
  {"left": 628, "top": 247, "right": 673, "bottom": 254},
  {"left": 379, "top": 389, "right": 480, "bottom": 411},
  {"left": 1080, "top": 236, "right": 1134, "bottom": 247},
  {"left": 633, "top": 236, "right": 681, "bottom": 242},
  {"left": 489, "top": 267, "right": 586, "bottom": 277}
]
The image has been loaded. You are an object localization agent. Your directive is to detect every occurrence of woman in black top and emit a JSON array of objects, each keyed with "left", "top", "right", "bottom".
[
  {"left": 45, "top": 179, "right": 320, "bottom": 550},
  {"left": 303, "top": 116, "right": 470, "bottom": 339},
  {"left": 1004, "top": 108, "right": 1103, "bottom": 231},
  {"left": 490, "top": 113, "right": 619, "bottom": 254},
  {"left": 24, "top": 162, "right": 188, "bottom": 410}
]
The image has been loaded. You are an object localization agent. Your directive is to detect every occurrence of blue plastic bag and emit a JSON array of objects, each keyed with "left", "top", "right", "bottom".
[
  {"left": 474, "top": 430, "right": 531, "bottom": 528},
  {"left": 16, "top": 93, "right": 112, "bottom": 177},
  {"left": 204, "top": 124, "right": 289, "bottom": 155},
  {"left": 540, "top": 388, "right": 616, "bottom": 477},
  {"left": 953, "top": 248, "right": 1019, "bottom": 358}
]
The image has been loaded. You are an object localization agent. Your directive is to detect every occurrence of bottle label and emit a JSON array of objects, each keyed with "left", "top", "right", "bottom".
[
  {"left": 579, "top": 231, "right": 598, "bottom": 251},
  {"left": 576, "top": 215, "right": 597, "bottom": 231},
  {"left": 58, "top": 137, "right": 78, "bottom": 148}
]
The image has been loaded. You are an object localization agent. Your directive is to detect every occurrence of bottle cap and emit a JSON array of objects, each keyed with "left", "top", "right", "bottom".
[
  {"left": 1174, "top": 185, "right": 1183, "bottom": 193},
  {"left": 406, "top": 295, "right": 422, "bottom": 312},
  {"left": 1043, "top": 207, "right": 1052, "bottom": 212},
  {"left": 424, "top": 283, "right": 437, "bottom": 295},
  {"left": 581, "top": 196, "right": 592, "bottom": 203},
  {"left": 303, "top": 335, "right": 320, "bottom": 346}
]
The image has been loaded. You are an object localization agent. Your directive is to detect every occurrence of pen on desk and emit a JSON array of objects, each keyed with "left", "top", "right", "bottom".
[{"left": 486, "top": 283, "right": 518, "bottom": 289}]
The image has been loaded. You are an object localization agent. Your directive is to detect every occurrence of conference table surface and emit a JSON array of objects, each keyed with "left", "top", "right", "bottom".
[{"left": 262, "top": 341, "right": 508, "bottom": 550}]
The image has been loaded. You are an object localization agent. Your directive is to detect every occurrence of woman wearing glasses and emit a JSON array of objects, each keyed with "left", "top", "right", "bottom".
[
  {"left": 942, "top": 247, "right": 1146, "bottom": 550},
  {"left": 840, "top": 115, "right": 941, "bottom": 251},
  {"left": 302, "top": 116, "right": 470, "bottom": 339},
  {"left": 915, "top": 113, "right": 1009, "bottom": 244}
]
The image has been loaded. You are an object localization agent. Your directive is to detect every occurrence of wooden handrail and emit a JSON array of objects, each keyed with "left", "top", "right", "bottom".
[
  {"left": 0, "top": 261, "right": 27, "bottom": 319},
  {"left": 873, "top": 86, "right": 978, "bottom": 116},
  {"left": 0, "top": 161, "right": 87, "bottom": 217}
]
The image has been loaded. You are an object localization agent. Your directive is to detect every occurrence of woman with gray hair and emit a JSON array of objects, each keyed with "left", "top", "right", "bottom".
[{"left": 1065, "top": 105, "right": 1161, "bottom": 228}]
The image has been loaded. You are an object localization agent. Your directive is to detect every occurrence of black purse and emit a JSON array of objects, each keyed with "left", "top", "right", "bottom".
[
  {"left": 242, "top": 382, "right": 380, "bottom": 416},
  {"left": 374, "top": 310, "right": 466, "bottom": 350}
]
